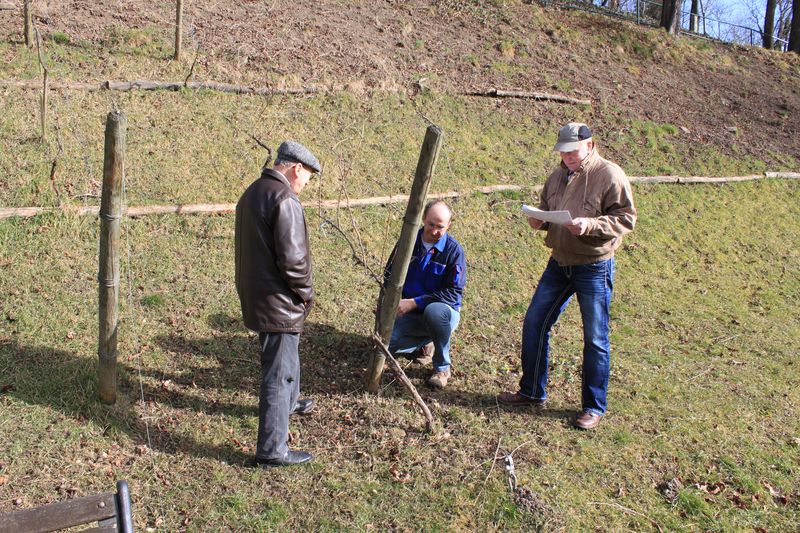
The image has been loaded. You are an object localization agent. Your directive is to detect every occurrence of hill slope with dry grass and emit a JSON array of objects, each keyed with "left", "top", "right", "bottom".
[{"left": 1, "top": 0, "right": 799, "bottom": 168}]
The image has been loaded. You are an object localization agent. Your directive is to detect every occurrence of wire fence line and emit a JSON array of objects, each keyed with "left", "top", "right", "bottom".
[{"left": 544, "top": 0, "right": 789, "bottom": 51}]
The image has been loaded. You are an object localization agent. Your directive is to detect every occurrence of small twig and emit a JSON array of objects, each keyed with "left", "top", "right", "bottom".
[
  {"left": 507, "top": 439, "right": 537, "bottom": 458},
  {"left": 183, "top": 42, "right": 200, "bottom": 87},
  {"left": 48, "top": 115, "right": 64, "bottom": 201},
  {"left": 473, "top": 438, "right": 503, "bottom": 503},
  {"left": 319, "top": 217, "right": 382, "bottom": 286},
  {"left": 33, "top": 25, "right": 49, "bottom": 142},
  {"left": 372, "top": 334, "right": 434, "bottom": 433},
  {"left": 685, "top": 366, "right": 714, "bottom": 383},
  {"left": 249, "top": 133, "right": 272, "bottom": 162},
  {"left": 588, "top": 501, "right": 663, "bottom": 532},
  {"left": 222, "top": 115, "right": 272, "bottom": 164},
  {"left": 710, "top": 333, "right": 741, "bottom": 345}
]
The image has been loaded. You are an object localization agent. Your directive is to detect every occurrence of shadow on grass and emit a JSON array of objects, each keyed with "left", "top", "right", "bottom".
[
  {"left": 2, "top": 315, "right": 564, "bottom": 464},
  {"left": 0, "top": 336, "right": 257, "bottom": 466},
  {"left": 0, "top": 316, "right": 373, "bottom": 464}
]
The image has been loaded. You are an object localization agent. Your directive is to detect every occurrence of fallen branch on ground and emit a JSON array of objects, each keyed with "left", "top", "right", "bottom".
[
  {"left": 0, "top": 184, "right": 523, "bottom": 219},
  {"left": 464, "top": 88, "right": 591, "bottom": 106},
  {"left": 0, "top": 78, "right": 590, "bottom": 105},
  {"left": 372, "top": 334, "right": 434, "bottom": 433},
  {"left": 2, "top": 174, "right": 799, "bottom": 220}
]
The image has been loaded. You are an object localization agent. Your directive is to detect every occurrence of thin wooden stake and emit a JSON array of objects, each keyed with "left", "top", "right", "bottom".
[
  {"left": 33, "top": 27, "right": 49, "bottom": 141},
  {"left": 372, "top": 335, "right": 434, "bottom": 432},
  {"left": 174, "top": 0, "right": 183, "bottom": 61},
  {"left": 365, "top": 124, "right": 443, "bottom": 393},
  {"left": 98, "top": 111, "right": 126, "bottom": 404},
  {"left": 23, "top": 0, "right": 32, "bottom": 47}
]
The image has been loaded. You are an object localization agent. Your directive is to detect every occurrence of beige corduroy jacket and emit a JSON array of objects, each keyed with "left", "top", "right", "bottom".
[{"left": 539, "top": 147, "right": 637, "bottom": 266}]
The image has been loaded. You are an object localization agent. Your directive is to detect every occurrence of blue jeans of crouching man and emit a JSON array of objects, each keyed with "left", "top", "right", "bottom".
[
  {"left": 389, "top": 302, "right": 461, "bottom": 373},
  {"left": 519, "top": 257, "right": 615, "bottom": 416}
]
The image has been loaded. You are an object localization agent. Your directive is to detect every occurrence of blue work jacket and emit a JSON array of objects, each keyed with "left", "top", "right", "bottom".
[{"left": 384, "top": 230, "right": 466, "bottom": 311}]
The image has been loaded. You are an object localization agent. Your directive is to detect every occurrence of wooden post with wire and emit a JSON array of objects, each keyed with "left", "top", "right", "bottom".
[
  {"left": 23, "top": 0, "right": 32, "bottom": 47},
  {"left": 365, "top": 124, "right": 443, "bottom": 394},
  {"left": 98, "top": 111, "right": 126, "bottom": 404},
  {"left": 174, "top": 0, "right": 183, "bottom": 61}
]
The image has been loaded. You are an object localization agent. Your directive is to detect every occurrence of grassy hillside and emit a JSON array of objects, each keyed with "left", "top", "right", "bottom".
[
  {"left": 1, "top": 0, "right": 799, "bottom": 531},
  {"left": 1, "top": 179, "right": 799, "bottom": 530}
]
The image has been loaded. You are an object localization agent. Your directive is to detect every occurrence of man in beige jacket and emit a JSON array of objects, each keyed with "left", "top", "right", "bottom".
[{"left": 498, "top": 123, "right": 636, "bottom": 430}]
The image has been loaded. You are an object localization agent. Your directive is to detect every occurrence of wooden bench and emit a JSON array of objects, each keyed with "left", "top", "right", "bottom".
[{"left": 0, "top": 480, "right": 133, "bottom": 533}]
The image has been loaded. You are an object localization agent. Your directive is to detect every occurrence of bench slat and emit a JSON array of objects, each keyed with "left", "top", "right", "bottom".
[{"left": 0, "top": 493, "right": 116, "bottom": 533}]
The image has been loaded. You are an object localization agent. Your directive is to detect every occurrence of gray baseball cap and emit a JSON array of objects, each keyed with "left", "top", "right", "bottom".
[
  {"left": 553, "top": 122, "right": 592, "bottom": 152},
  {"left": 276, "top": 140, "right": 321, "bottom": 173}
]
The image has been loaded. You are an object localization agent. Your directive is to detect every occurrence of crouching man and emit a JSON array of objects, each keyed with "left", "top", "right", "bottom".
[{"left": 384, "top": 200, "right": 467, "bottom": 389}]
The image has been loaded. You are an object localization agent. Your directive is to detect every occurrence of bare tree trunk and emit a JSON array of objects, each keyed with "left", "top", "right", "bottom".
[
  {"left": 23, "top": 0, "right": 32, "bottom": 47},
  {"left": 661, "top": 0, "right": 682, "bottom": 34},
  {"left": 689, "top": 0, "right": 700, "bottom": 32},
  {"left": 764, "top": 0, "right": 777, "bottom": 48},
  {"left": 790, "top": 0, "right": 800, "bottom": 52}
]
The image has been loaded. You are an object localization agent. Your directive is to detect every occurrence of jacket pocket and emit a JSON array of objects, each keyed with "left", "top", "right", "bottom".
[{"left": 582, "top": 194, "right": 603, "bottom": 217}]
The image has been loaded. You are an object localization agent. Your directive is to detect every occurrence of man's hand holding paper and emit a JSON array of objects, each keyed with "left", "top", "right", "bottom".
[{"left": 521, "top": 204, "right": 573, "bottom": 225}]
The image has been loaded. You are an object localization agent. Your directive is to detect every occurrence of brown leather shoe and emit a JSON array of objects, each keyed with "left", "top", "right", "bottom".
[
  {"left": 413, "top": 342, "right": 434, "bottom": 366},
  {"left": 497, "top": 391, "right": 546, "bottom": 408},
  {"left": 427, "top": 368, "right": 451, "bottom": 389},
  {"left": 574, "top": 410, "right": 602, "bottom": 430}
]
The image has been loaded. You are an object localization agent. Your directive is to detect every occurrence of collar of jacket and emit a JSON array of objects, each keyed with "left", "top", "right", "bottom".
[
  {"left": 560, "top": 146, "right": 600, "bottom": 176},
  {"left": 416, "top": 228, "right": 448, "bottom": 253},
  {"left": 260, "top": 167, "right": 292, "bottom": 189}
]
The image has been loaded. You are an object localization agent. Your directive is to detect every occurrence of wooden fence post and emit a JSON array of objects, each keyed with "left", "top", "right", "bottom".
[
  {"left": 364, "top": 125, "right": 443, "bottom": 393},
  {"left": 23, "top": 0, "right": 32, "bottom": 47},
  {"left": 174, "top": 0, "right": 183, "bottom": 61},
  {"left": 98, "top": 111, "right": 126, "bottom": 404}
]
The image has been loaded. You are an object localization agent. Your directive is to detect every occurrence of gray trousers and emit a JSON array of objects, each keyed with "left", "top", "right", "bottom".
[{"left": 256, "top": 332, "right": 300, "bottom": 460}]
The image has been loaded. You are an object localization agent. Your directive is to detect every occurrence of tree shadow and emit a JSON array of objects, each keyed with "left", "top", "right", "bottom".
[
  {"left": 0, "top": 316, "right": 374, "bottom": 464},
  {"left": 1, "top": 316, "right": 574, "bottom": 465}
]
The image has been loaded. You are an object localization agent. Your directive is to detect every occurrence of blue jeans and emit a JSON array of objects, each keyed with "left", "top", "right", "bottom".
[
  {"left": 519, "top": 257, "right": 615, "bottom": 415},
  {"left": 389, "top": 302, "right": 460, "bottom": 372}
]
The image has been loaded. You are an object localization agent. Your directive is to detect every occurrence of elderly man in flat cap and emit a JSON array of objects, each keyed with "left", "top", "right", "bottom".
[
  {"left": 498, "top": 123, "right": 636, "bottom": 430},
  {"left": 235, "top": 140, "right": 321, "bottom": 467}
]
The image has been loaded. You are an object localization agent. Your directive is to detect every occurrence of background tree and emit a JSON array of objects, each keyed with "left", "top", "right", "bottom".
[
  {"left": 764, "top": 0, "right": 777, "bottom": 46},
  {"left": 661, "top": 0, "right": 683, "bottom": 33},
  {"left": 789, "top": 0, "right": 800, "bottom": 51},
  {"left": 690, "top": 0, "right": 701, "bottom": 31}
]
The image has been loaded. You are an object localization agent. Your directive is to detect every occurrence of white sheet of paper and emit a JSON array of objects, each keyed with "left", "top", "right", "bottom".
[{"left": 521, "top": 204, "right": 573, "bottom": 225}]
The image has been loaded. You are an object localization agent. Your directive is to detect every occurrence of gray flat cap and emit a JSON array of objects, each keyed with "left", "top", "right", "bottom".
[{"left": 276, "top": 140, "right": 321, "bottom": 173}]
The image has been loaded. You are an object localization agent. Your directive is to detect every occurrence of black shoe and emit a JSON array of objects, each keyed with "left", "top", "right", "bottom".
[
  {"left": 292, "top": 398, "right": 315, "bottom": 416},
  {"left": 254, "top": 450, "right": 313, "bottom": 468}
]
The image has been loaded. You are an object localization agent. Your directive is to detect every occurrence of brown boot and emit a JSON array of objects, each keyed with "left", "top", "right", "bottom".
[
  {"left": 427, "top": 368, "right": 451, "bottom": 389},
  {"left": 413, "top": 342, "right": 434, "bottom": 366}
]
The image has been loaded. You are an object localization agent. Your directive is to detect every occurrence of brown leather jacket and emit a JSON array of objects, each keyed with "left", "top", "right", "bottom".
[{"left": 235, "top": 168, "right": 314, "bottom": 333}]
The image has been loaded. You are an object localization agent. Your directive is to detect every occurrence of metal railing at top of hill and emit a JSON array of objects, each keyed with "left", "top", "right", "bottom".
[{"left": 541, "top": 0, "right": 790, "bottom": 52}]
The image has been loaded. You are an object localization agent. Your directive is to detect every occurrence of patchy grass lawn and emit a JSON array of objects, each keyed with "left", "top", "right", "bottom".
[{"left": 1, "top": 177, "right": 798, "bottom": 530}]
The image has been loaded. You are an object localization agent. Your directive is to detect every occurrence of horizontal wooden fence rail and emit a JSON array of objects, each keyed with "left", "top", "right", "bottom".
[{"left": 0, "top": 174, "right": 798, "bottom": 220}]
